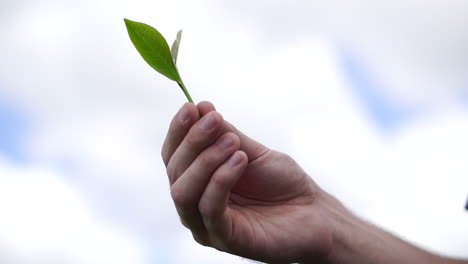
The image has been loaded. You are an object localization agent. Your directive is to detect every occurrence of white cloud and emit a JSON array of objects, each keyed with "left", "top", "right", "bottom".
[
  {"left": 207, "top": 0, "right": 468, "bottom": 110},
  {"left": 0, "top": 155, "right": 149, "bottom": 264},
  {"left": 173, "top": 232, "right": 254, "bottom": 264}
]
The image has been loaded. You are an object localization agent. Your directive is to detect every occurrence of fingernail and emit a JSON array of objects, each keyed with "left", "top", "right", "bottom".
[
  {"left": 199, "top": 113, "right": 218, "bottom": 131},
  {"left": 216, "top": 135, "right": 234, "bottom": 149},
  {"left": 227, "top": 152, "right": 243, "bottom": 166},
  {"left": 178, "top": 106, "right": 190, "bottom": 124}
]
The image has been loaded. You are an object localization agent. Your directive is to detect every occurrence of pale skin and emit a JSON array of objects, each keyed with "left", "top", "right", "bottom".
[{"left": 162, "top": 101, "right": 468, "bottom": 264}]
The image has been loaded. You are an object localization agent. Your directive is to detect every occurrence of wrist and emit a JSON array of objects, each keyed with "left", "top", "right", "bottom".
[
  {"left": 299, "top": 189, "right": 352, "bottom": 264},
  {"left": 321, "top": 193, "right": 449, "bottom": 264}
]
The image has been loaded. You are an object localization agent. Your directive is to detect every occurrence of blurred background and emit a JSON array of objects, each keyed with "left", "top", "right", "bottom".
[{"left": 1, "top": 0, "right": 467, "bottom": 263}]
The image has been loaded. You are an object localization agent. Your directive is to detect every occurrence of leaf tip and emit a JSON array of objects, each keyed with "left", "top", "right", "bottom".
[{"left": 123, "top": 18, "right": 134, "bottom": 27}]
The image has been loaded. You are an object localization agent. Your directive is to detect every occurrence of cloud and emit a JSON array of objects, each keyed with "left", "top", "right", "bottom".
[
  {"left": 0, "top": 155, "right": 149, "bottom": 264},
  {"left": 206, "top": 0, "right": 468, "bottom": 109}
]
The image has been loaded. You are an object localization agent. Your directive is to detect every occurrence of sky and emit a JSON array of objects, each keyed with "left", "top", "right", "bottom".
[{"left": 0, "top": 0, "right": 467, "bottom": 263}]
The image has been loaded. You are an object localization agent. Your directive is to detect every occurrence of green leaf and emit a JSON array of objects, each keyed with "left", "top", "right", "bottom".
[
  {"left": 124, "top": 18, "right": 194, "bottom": 103},
  {"left": 124, "top": 18, "right": 180, "bottom": 82},
  {"left": 171, "top": 30, "right": 182, "bottom": 65}
]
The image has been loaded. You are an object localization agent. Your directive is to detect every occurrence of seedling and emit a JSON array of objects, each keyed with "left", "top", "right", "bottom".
[{"left": 124, "top": 18, "right": 193, "bottom": 102}]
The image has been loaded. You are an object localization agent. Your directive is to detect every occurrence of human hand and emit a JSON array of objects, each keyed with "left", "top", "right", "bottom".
[{"left": 162, "top": 102, "right": 338, "bottom": 263}]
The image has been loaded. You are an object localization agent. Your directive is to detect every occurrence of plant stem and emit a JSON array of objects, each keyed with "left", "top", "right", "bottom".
[{"left": 177, "top": 80, "right": 193, "bottom": 103}]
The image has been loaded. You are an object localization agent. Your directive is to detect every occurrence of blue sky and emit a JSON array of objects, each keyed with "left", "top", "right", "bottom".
[
  {"left": 338, "top": 48, "right": 412, "bottom": 132},
  {"left": 0, "top": 92, "right": 28, "bottom": 163}
]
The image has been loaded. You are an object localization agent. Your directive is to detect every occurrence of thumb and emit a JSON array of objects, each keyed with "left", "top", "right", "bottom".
[{"left": 197, "top": 101, "right": 270, "bottom": 162}]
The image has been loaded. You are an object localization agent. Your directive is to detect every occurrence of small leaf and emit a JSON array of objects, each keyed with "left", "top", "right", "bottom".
[
  {"left": 124, "top": 18, "right": 181, "bottom": 82},
  {"left": 171, "top": 30, "right": 182, "bottom": 65},
  {"left": 124, "top": 18, "right": 194, "bottom": 103}
]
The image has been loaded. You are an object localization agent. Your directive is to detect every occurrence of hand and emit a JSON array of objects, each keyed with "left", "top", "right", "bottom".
[{"left": 162, "top": 102, "right": 337, "bottom": 263}]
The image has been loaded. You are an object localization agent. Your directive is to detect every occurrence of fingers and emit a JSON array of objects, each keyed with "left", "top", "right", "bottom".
[
  {"left": 163, "top": 101, "right": 268, "bottom": 246},
  {"left": 197, "top": 101, "right": 270, "bottom": 163},
  {"left": 166, "top": 111, "right": 224, "bottom": 185},
  {"left": 161, "top": 103, "right": 199, "bottom": 166},
  {"left": 197, "top": 101, "right": 216, "bottom": 117},
  {"left": 163, "top": 101, "right": 268, "bottom": 171},
  {"left": 199, "top": 150, "right": 248, "bottom": 239},
  {"left": 223, "top": 121, "right": 270, "bottom": 163},
  {"left": 162, "top": 101, "right": 215, "bottom": 167},
  {"left": 170, "top": 132, "right": 240, "bottom": 235}
]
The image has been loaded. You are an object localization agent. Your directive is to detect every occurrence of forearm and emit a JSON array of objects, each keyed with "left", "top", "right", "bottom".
[
  {"left": 329, "top": 213, "right": 449, "bottom": 264},
  {"left": 317, "top": 192, "right": 467, "bottom": 264}
]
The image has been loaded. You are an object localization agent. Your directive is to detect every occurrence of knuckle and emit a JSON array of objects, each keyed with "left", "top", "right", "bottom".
[
  {"left": 280, "top": 152, "right": 294, "bottom": 164},
  {"left": 197, "top": 152, "right": 216, "bottom": 168},
  {"left": 179, "top": 216, "right": 189, "bottom": 228},
  {"left": 198, "top": 200, "right": 213, "bottom": 219},
  {"left": 198, "top": 199, "right": 222, "bottom": 221},
  {"left": 184, "top": 133, "right": 201, "bottom": 149},
  {"left": 170, "top": 185, "right": 188, "bottom": 208},
  {"left": 192, "top": 233, "right": 210, "bottom": 247},
  {"left": 211, "top": 170, "right": 230, "bottom": 188},
  {"left": 281, "top": 151, "right": 294, "bottom": 161},
  {"left": 166, "top": 162, "right": 179, "bottom": 183},
  {"left": 198, "top": 143, "right": 230, "bottom": 168},
  {"left": 161, "top": 148, "right": 168, "bottom": 166}
]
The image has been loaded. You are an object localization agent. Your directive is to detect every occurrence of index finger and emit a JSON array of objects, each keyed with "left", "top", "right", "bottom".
[{"left": 161, "top": 103, "right": 199, "bottom": 166}]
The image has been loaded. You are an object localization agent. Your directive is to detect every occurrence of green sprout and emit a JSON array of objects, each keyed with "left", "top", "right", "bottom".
[{"left": 124, "top": 18, "right": 193, "bottom": 103}]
